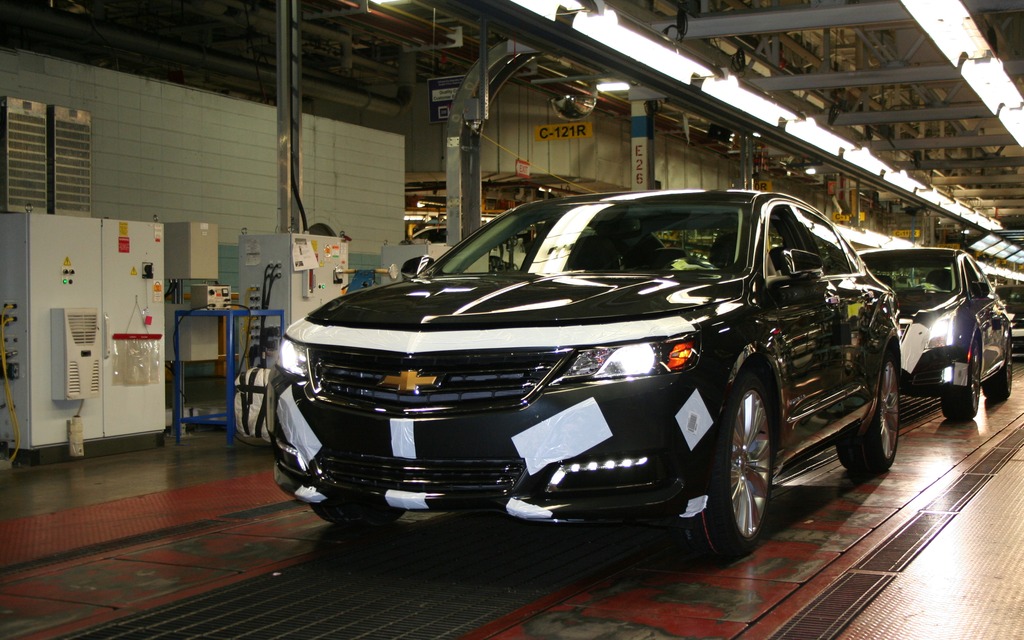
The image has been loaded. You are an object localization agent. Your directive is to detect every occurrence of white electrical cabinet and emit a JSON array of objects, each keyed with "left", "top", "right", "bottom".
[
  {"left": 238, "top": 233, "right": 350, "bottom": 326},
  {"left": 0, "top": 214, "right": 165, "bottom": 462}
]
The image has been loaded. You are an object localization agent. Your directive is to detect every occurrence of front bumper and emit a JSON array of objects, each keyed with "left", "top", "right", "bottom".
[
  {"left": 900, "top": 343, "right": 970, "bottom": 397},
  {"left": 267, "top": 368, "right": 725, "bottom": 522}
]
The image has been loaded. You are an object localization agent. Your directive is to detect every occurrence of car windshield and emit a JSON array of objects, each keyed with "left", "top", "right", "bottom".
[
  {"left": 998, "top": 287, "right": 1024, "bottom": 304},
  {"left": 862, "top": 253, "right": 958, "bottom": 294},
  {"left": 433, "top": 197, "right": 749, "bottom": 277}
]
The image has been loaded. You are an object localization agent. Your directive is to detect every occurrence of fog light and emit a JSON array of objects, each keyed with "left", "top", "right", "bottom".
[
  {"left": 274, "top": 439, "right": 306, "bottom": 472},
  {"left": 546, "top": 456, "right": 653, "bottom": 492}
]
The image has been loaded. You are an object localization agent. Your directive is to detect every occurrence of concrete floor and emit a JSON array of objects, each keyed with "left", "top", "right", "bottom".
[{"left": 2, "top": 374, "right": 1023, "bottom": 639}]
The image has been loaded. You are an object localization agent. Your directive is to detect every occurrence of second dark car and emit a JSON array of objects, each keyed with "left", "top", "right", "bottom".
[
  {"left": 269, "top": 190, "right": 901, "bottom": 556},
  {"left": 861, "top": 247, "right": 1012, "bottom": 420}
]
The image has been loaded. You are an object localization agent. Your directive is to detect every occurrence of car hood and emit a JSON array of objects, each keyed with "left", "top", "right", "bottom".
[
  {"left": 306, "top": 274, "right": 744, "bottom": 330},
  {"left": 895, "top": 291, "right": 960, "bottom": 322}
]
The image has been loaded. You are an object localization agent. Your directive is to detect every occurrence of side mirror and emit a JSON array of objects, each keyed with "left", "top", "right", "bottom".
[
  {"left": 401, "top": 255, "right": 435, "bottom": 279},
  {"left": 770, "top": 247, "right": 823, "bottom": 279}
]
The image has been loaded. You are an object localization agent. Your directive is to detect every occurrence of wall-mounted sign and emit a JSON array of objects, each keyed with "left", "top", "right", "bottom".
[
  {"left": 534, "top": 122, "right": 593, "bottom": 141},
  {"left": 893, "top": 229, "right": 922, "bottom": 238},
  {"left": 428, "top": 75, "right": 464, "bottom": 123}
]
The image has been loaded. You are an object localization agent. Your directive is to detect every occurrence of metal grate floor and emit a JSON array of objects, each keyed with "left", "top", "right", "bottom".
[{"left": 56, "top": 513, "right": 666, "bottom": 639}]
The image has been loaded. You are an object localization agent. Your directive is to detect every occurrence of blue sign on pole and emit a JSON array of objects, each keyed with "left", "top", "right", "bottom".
[{"left": 428, "top": 75, "right": 464, "bottom": 123}]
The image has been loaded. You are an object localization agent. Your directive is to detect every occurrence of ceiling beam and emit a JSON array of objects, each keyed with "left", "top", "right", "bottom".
[
  {"left": 895, "top": 156, "right": 1024, "bottom": 170},
  {"left": 657, "top": 2, "right": 912, "bottom": 39},
  {"left": 752, "top": 60, "right": 1023, "bottom": 92},
  {"left": 867, "top": 134, "right": 1018, "bottom": 151},
  {"left": 951, "top": 187, "right": 1024, "bottom": 197},
  {"left": 932, "top": 174, "right": 1024, "bottom": 186},
  {"left": 818, "top": 105, "right": 994, "bottom": 126}
]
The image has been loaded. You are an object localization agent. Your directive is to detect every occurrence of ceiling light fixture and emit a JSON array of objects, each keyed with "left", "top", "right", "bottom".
[{"left": 573, "top": 9, "right": 712, "bottom": 85}]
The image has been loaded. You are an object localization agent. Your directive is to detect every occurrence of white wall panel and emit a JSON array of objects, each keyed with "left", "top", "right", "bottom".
[{"left": 0, "top": 49, "right": 404, "bottom": 268}]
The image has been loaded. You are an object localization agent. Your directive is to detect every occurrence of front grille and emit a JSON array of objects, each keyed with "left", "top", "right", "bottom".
[
  {"left": 319, "top": 450, "right": 526, "bottom": 497},
  {"left": 309, "top": 346, "right": 569, "bottom": 414}
]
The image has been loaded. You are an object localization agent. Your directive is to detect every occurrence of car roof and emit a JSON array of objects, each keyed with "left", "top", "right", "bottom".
[{"left": 517, "top": 189, "right": 804, "bottom": 209}]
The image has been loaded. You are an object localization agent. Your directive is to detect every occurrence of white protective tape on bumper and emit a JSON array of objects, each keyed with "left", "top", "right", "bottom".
[
  {"left": 507, "top": 498, "right": 554, "bottom": 520},
  {"left": 385, "top": 489, "right": 429, "bottom": 510},
  {"left": 287, "top": 315, "right": 695, "bottom": 354},
  {"left": 294, "top": 485, "right": 328, "bottom": 503},
  {"left": 511, "top": 397, "right": 612, "bottom": 476},
  {"left": 278, "top": 386, "right": 323, "bottom": 470},
  {"left": 391, "top": 419, "right": 416, "bottom": 459},
  {"left": 901, "top": 323, "right": 929, "bottom": 373},
  {"left": 952, "top": 361, "right": 969, "bottom": 386},
  {"left": 679, "top": 495, "right": 708, "bottom": 518},
  {"left": 675, "top": 390, "right": 714, "bottom": 450}
]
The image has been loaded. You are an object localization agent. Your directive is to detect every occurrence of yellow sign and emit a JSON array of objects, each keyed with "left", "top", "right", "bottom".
[
  {"left": 534, "top": 122, "right": 593, "bottom": 142},
  {"left": 832, "top": 213, "right": 851, "bottom": 222},
  {"left": 119, "top": 221, "right": 128, "bottom": 236},
  {"left": 893, "top": 229, "right": 921, "bottom": 238},
  {"left": 63, "top": 256, "right": 72, "bottom": 266},
  {"left": 754, "top": 180, "right": 773, "bottom": 192}
]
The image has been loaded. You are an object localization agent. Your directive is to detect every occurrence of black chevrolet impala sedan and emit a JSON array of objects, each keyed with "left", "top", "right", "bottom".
[
  {"left": 268, "top": 190, "right": 901, "bottom": 556},
  {"left": 860, "top": 247, "right": 1012, "bottom": 421}
]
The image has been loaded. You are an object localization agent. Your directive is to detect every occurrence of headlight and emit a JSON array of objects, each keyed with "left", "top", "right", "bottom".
[
  {"left": 927, "top": 312, "right": 956, "bottom": 348},
  {"left": 279, "top": 338, "right": 308, "bottom": 377},
  {"left": 558, "top": 338, "right": 698, "bottom": 382}
]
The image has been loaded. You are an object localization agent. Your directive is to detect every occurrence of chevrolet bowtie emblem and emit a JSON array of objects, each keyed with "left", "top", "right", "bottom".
[{"left": 380, "top": 370, "right": 438, "bottom": 392}]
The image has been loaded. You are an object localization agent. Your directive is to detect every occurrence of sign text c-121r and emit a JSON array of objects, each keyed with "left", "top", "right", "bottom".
[{"left": 534, "top": 122, "right": 593, "bottom": 142}]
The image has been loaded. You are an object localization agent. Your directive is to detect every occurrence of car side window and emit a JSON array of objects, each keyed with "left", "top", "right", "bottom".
[
  {"left": 964, "top": 257, "right": 992, "bottom": 297},
  {"left": 766, "top": 205, "right": 811, "bottom": 273},
  {"left": 792, "top": 208, "right": 855, "bottom": 276}
]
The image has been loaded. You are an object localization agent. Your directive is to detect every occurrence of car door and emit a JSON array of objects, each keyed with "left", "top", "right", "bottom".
[
  {"left": 761, "top": 202, "right": 846, "bottom": 460},
  {"left": 791, "top": 206, "right": 882, "bottom": 429},
  {"left": 962, "top": 254, "right": 1005, "bottom": 377}
]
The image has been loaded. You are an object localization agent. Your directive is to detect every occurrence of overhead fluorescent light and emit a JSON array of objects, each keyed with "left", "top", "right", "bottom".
[
  {"left": 700, "top": 75, "right": 797, "bottom": 126},
  {"left": 510, "top": 0, "right": 584, "bottom": 20},
  {"left": 899, "top": 0, "right": 991, "bottom": 64},
  {"left": 998, "top": 105, "right": 1024, "bottom": 146},
  {"left": 883, "top": 170, "right": 927, "bottom": 194},
  {"left": 960, "top": 56, "right": 1024, "bottom": 115},
  {"left": 843, "top": 147, "right": 893, "bottom": 176},
  {"left": 573, "top": 9, "right": 713, "bottom": 84},
  {"left": 597, "top": 81, "right": 630, "bottom": 92},
  {"left": 783, "top": 119, "right": 852, "bottom": 156}
]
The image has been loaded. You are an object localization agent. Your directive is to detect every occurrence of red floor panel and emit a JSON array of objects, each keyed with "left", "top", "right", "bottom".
[
  {"left": 0, "top": 471, "right": 286, "bottom": 567},
  {"left": 3, "top": 394, "right": 1024, "bottom": 640}
]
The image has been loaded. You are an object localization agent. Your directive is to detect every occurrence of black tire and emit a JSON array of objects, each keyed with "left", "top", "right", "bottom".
[
  {"left": 311, "top": 502, "right": 404, "bottom": 526},
  {"left": 983, "top": 336, "right": 1013, "bottom": 403},
  {"left": 681, "top": 371, "right": 773, "bottom": 557},
  {"left": 942, "top": 338, "right": 982, "bottom": 421},
  {"left": 837, "top": 350, "right": 899, "bottom": 474}
]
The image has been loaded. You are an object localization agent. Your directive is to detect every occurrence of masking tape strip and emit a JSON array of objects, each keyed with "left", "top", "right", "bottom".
[
  {"left": 390, "top": 419, "right": 416, "bottom": 459},
  {"left": 295, "top": 486, "right": 327, "bottom": 503},
  {"left": 507, "top": 498, "right": 553, "bottom": 520},
  {"left": 675, "top": 390, "right": 713, "bottom": 450},
  {"left": 278, "top": 386, "right": 323, "bottom": 469},
  {"left": 679, "top": 495, "right": 708, "bottom": 518},
  {"left": 901, "top": 323, "right": 929, "bottom": 373},
  {"left": 512, "top": 397, "right": 612, "bottom": 475},
  {"left": 386, "top": 489, "right": 428, "bottom": 510},
  {"left": 287, "top": 315, "right": 695, "bottom": 354}
]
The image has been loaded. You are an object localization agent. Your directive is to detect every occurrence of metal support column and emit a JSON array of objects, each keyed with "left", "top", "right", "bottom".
[
  {"left": 277, "top": 0, "right": 303, "bottom": 232},
  {"left": 739, "top": 134, "right": 755, "bottom": 189},
  {"left": 445, "top": 41, "right": 536, "bottom": 245}
]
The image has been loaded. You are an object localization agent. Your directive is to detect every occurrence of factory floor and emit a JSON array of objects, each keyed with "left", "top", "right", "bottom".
[{"left": 2, "top": 373, "right": 1024, "bottom": 639}]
